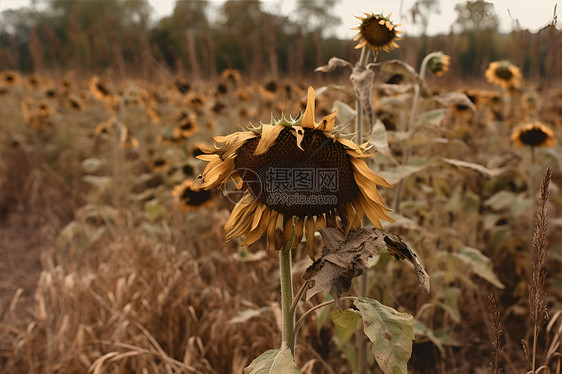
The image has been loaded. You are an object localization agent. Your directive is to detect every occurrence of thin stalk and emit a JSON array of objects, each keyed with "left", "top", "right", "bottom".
[
  {"left": 532, "top": 325, "right": 538, "bottom": 373},
  {"left": 354, "top": 47, "right": 371, "bottom": 138},
  {"left": 294, "top": 296, "right": 358, "bottom": 336},
  {"left": 354, "top": 47, "right": 373, "bottom": 374},
  {"left": 279, "top": 226, "right": 296, "bottom": 353},
  {"left": 393, "top": 52, "right": 435, "bottom": 213}
]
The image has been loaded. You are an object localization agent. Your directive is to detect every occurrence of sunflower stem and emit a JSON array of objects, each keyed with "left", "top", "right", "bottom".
[
  {"left": 393, "top": 52, "right": 434, "bottom": 213},
  {"left": 354, "top": 47, "right": 370, "bottom": 139},
  {"left": 279, "top": 224, "right": 296, "bottom": 354}
]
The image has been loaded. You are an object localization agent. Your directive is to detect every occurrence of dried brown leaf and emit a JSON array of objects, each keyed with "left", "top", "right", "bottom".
[{"left": 303, "top": 228, "right": 429, "bottom": 307}]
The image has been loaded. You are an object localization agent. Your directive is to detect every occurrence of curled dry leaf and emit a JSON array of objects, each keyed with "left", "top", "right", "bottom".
[
  {"left": 369, "top": 59, "right": 422, "bottom": 85},
  {"left": 303, "top": 227, "right": 429, "bottom": 307},
  {"left": 314, "top": 57, "right": 353, "bottom": 73}
]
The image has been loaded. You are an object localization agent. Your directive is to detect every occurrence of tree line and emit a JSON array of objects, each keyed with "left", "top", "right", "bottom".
[{"left": 0, "top": 0, "right": 559, "bottom": 82}]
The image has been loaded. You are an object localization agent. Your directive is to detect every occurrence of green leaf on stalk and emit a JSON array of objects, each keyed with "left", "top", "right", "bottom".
[
  {"left": 378, "top": 160, "right": 428, "bottom": 185},
  {"left": 331, "top": 309, "right": 362, "bottom": 347},
  {"left": 453, "top": 247, "right": 505, "bottom": 289},
  {"left": 355, "top": 298, "right": 414, "bottom": 374},
  {"left": 244, "top": 348, "right": 301, "bottom": 374},
  {"left": 332, "top": 100, "right": 356, "bottom": 125},
  {"left": 414, "top": 109, "right": 447, "bottom": 127}
]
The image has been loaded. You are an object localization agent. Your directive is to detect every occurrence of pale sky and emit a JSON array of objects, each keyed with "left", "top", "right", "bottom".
[{"left": 0, "top": 0, "right": 559, "bottom": 37}]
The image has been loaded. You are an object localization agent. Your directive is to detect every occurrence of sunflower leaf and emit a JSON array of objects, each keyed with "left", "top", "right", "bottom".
[
  {"left": 355, "top": 297, "right": 414, "bottom": 374},
  {"left": 369, "top": 59, "right": 421, "bottom": 85},
  {"left": 244, "top": 348, "right": 301, "bottom": 374},
  {"left": 452, "top": 246, "right": 505, "bottom": 289},
  {"left": 332, "top": 100, "right": 356, "bottom": 125},
  {"left": 303, "top": 228, "right": 429, "bottom": 306},
  {"left": 443, "top": 158, "right": 508, "bottom": 178},
  {"left": 431, "top": 92, "right": 476, "bottom": 111}
]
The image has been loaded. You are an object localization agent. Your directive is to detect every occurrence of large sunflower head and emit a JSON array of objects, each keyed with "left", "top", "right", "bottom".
[
  {"left": 510, "top": 122, "right": 556, "bottom": 148},
  {"left": 485, "top": 60, "right": 522, "bottom": 89},
  {"left": 352, "top": 12, "right": 401, "bottom": 53},
  {"left": 194, "top": 87, "right": 394, "bottom": 255}
]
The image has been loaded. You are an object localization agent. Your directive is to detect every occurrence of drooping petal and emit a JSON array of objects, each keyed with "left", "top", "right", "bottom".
[
  {"left": 305, "top": 216, "right": 315, "bottom": 260},
  {"left": 301, "top": 86, "right": 316, "bottom": 129},
  {"left": 254, "top": 124, "right": 284, "bottom": 155}
]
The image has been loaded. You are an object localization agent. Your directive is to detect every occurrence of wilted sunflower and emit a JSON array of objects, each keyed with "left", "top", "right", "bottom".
[
  {"left": 352, "top": 12, "right": 401, "bottom": 52},
  {"left": 485, "top": 61, "right": 522, "bottom": 89},
  {"left": 90, "top": 76, "right": 113, "bottom": 100},
  {"left": 172, "top": 180, "right": 213, "bottom": 212},
  {"left": 220, "top": 69, "right": 241, "bottom": 84},
  {"left": 26, "top": 75, "right": 41, "bottom": 89},
  {"left": 1, "top": 70, "right": 20, "bottom": 86},
  {"left": 173, "top": 112, "right": 200, "bottom": 139},
  {"left": 511, "top": 122, "right": 556, "bottom": 148},
  {"left": 194, "top": 87, "right": 394, "bottom": 254},
  {"left": 427, "top": 52, "right": 450, "bottom": 76},
  {"left": 151, "top": 158, "right": 169, "bottom": 173}
]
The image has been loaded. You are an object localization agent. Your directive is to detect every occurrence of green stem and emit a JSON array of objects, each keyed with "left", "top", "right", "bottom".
[
  {"left": 279, "top": 227, "right": 296, "bottom": 353},
  {"left": 294, "top": 297, "right": 358, "bottom": 336},
  {"left": 393, "top": 52, "right": 437, "bottom": 213},
  {"left": 354, "top": 48, "right": 372, "bottom": 137}
]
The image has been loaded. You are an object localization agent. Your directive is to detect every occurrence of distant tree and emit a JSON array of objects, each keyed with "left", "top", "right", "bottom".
[{"left": 452, "top": 0, "right": 499, "bottom": 76}]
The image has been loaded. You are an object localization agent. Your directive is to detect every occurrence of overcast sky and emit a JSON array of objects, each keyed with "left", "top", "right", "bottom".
[{"left": 0, "top": 0, "right": 559, "bottom": 37}]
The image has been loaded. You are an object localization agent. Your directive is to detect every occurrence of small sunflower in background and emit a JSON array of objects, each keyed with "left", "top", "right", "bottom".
[
  {"left": 35, "top": 100, "right": 55, "bottom": 120},
  {"left": 485, "top": 60, "right": 522, "bottom": 89},
  {"left": 172, "top": 180, "right": 213, "bottom": 212},
  {"left": 1, "top": 70, "right": 21, "bottom": 86},
  {"left": 352, "top": 12, "right": 401, "bottom": 52},
  {"left": 511, "top": 122, "right": 556, "bottom": 148},
  {"left": 220, "top": 69, "right": 241, "bottom": 85},
  {"left": 150, "top": 158, "right": 169, "bottom": 173},
  {"left": 190, "top": 142, "right": 213, "bottom": 159},
  {"left": 173, "top": 112, "right": 200, "bottom": 139},
  {"left": 65, "top": 94, "right": 85, "bottom": 111},
  {"left": 194, "top": 87, "right": 394, "bottom": 255},
  {"left": 26, "top": 75, "right": 41, "bottom": 89},
  {"left": 427, "top": 52, "right": 450, "bottom": 76}
]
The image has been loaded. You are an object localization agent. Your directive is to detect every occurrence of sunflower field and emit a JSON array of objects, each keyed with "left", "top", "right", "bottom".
[{"left": 1, "top": 1, "right": 562, "bottom": 373}]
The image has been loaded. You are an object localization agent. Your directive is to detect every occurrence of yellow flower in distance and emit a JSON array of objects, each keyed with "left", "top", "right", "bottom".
[
  {"left": 194, "top": 87, "right": 394, "bottom": 255},
  {"left": 352, "top": 12, "right": 401, "bottom": 52},
  {"left": 1, "top": 70, "right": 20, "bottom": 86},
  {"left": 511, "top": 122, "right": 556, "bottom": 148},
  {"left": 172, "top": 180, "right": 214, "bottom": 212},
  {"left": 485, "top": 60, "right": 522, "bottom": 89}
]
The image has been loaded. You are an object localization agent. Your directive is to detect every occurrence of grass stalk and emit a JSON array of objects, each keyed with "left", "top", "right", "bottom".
[{"left": 528, "top": 165, "right": 552, "bottom": 373}]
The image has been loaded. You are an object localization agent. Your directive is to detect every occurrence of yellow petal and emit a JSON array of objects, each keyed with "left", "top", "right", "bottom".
[
  {"left": 254, "top": 124, "right": 284, "bottom": 155},
  {"left": 267, "top": 210, "right": 279, "bottom": 251},
  {"left": 315, "top": 214, "right": 326, "bottom": 231},
  {"left": 242, "top": 206, "right": 270, "bottom": 246},
  {"left": 283, "top": 216, "right": 294, "bottom": 244},
  {"left": 351, "top": 157, "right": 394, "bottom": 188},
  {"left": 251, "top": 203, "right": 267, "bottom": 231},
  {"left": 305, "top": 216, "right": 315, "bottom": 260},
  {"left": 316, "top": 109, "right": 338, "bottom": 132},
  {"left": 292, "top": 217, "right": 304, "bottom": 250},
  {"left": 301, "top": 86, "right": 316, "bottom": 128},
  {"left": 292, "top": 126, "right": 305, "bottom": 151}
]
